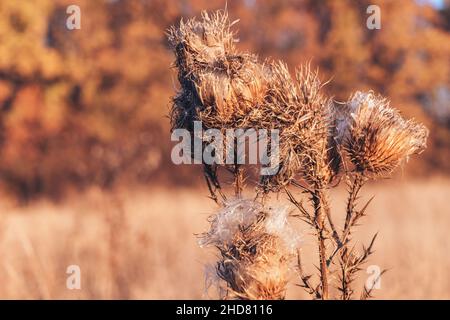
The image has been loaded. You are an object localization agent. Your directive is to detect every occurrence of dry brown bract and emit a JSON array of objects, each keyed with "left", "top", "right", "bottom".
[{"left": 343, "top": 91, "right": 429, "bottom": 177}]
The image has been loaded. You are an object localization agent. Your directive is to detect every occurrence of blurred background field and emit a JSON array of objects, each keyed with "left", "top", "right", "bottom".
[
  {"left": 0, "top": 0, "right": 449, "bottom": 299},
  {"left": 0, "top": 179, "right": 449, "bottom": 299}
]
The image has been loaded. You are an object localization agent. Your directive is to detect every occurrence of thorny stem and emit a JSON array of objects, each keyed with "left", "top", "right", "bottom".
[
  {"left": 344, "top": 173, "right": 365, "bottom": 236},
  {"left": 311, "top": 188, "right": 329, "bottom": 300},
  {"left": 327, "top": 173, "right": 367, "bottom": 266},
  {"left": 287, "top": 186, "right": 331, "bottom": 299},
  {"left": 323, "top": 193, "right": 343, "bottom": 248},
  {"left": 338, "top": 173, "right": 369, "bottom": 300},
  {"left": 203, "top": 164, "right": 227, "bottom": 204}
]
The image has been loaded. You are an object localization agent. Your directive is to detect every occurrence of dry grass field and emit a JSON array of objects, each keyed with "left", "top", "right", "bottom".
[{"left": 0, "top": 177, "right": 448, "bottom": 299}]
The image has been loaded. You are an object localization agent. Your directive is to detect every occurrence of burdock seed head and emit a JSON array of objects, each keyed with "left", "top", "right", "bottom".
[
  {"left": 199, "top": 199, "right": 299, "bottom": 300},
  {"left": 343, "top": 91, "right": 429, "bottom": 177}
]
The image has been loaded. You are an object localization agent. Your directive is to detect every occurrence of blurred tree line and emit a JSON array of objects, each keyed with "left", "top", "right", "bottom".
[{"left": 0, "top": 0, "right": 448, "bottom": 200}]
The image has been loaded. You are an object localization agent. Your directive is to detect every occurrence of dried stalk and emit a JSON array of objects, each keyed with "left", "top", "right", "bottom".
[
  {"left": 334, "top": 173, "right": 378, "bottom": 300},
  {"left": 311, "top": 188, "right": 330, "bottom": 300}
]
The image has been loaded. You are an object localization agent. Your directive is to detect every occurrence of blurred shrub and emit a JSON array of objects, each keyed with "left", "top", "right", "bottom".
[{"left": 0, "top": 0, "right": 448, "bottom": 200}]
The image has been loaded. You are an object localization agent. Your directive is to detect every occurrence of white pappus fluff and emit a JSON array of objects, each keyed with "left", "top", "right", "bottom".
[
  {"left": 335, "top": 91, "right": 377, "bottom": 144},
  {"left": 199, "top": 198, "right": 300, "bottom": 253}
]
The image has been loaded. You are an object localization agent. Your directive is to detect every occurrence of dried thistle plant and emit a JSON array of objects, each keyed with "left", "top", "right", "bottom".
[{"left": 167, "top": 10, "right": 429, "bottom": 300}]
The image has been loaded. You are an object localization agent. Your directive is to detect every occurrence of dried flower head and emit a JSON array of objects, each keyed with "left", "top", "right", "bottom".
[
  {"left": 259, "top": 62, "right": 339, "bottom": 190},
  {"left": 343, "top": 91, "right": 429, "bottom": 177},
  {"left": 200, "top": 199, "right": 299, "bottom": 300},
  {"left": 168, "top": 10, "right": 268, "bottom": 128}
]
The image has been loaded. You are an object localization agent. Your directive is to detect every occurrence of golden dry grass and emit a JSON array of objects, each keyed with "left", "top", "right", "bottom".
[{"left": 0, "top": 178, "right": 448, "bottom": 299}]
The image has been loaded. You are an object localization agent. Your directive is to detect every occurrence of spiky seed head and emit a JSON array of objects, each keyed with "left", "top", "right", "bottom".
[
  {"left": 196, "top": 56, "right": 268, "bottom": 124},
  {"left": 343, "top": 91, "right": 428, "bottom": 177},
  {"left": 167, "top": 10, "right": 237, "bottom": 74},
  {"left": 259, "top": 62, "right": 339, "bottom": 190},
  {"left": 168, "top": 10, "right": 268, "bottom": 127}
]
